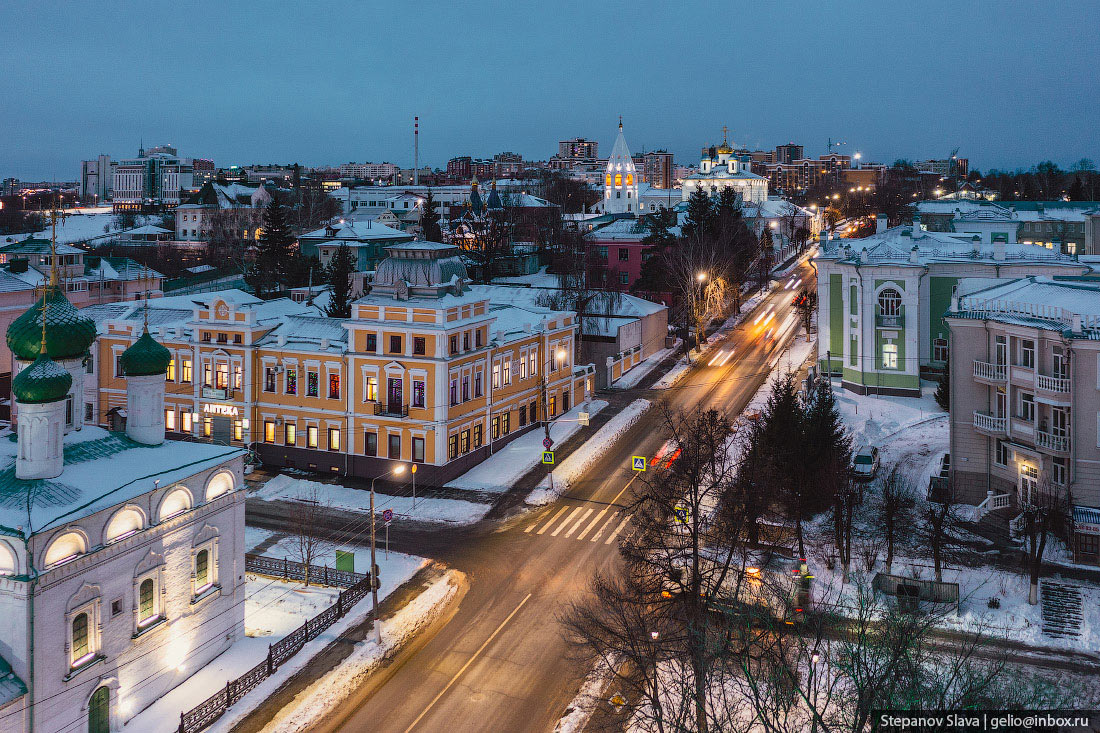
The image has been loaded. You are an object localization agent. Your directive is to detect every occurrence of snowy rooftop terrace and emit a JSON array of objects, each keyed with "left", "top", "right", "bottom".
[
  {"left": 949, "top": 276, "right": 1100, "bottom": 336},
  {"left": 0, "top": 427, "right": 244, "bottom": 537}
]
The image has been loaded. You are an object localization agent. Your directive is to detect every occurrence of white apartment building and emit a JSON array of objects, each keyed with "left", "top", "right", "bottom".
[{"left": 946, "top": 276, "right": 1100, "bottom": 564}]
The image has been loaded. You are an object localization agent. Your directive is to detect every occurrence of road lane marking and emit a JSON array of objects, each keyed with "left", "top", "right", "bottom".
[
  {"left": 576, "top": 508, "right": 606, "bottom": 540},
  {"left": 605, "top": 515, "right": 632, "bottom": 544},
  {"left": 523, "top": 509, "right": 549, "bottom": 532},
  {"left": 403, "top": 593, "right": 533, "bottom": 733},
  {"left": 536, "top": 506, "right": 569, "bottom": 535},
  {"left": 564, "top": 508, "right": 593, "bottom": 537},
  {"left": 591, "top": 511, "right": 619, "bottom": 542},
  {"left": 552, "top": 506, "right": 585, "bottom": 536},
  {"left": 718, "top": 348, "right": 735, "bottom": 367}
]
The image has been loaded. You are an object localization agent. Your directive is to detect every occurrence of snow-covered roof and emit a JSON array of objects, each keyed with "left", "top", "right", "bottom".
[
  {"left": 0, "top": 269, "right": 37, "bottom": 294},
  {"left": 0, "top": 427, "right": 244, "bottom": 537},
  {"left": 119, "top": 224, "right": 172, "bottom": 236},
  {"left": 742, "top": 197, "right": 814, "bottom": 219},
  {"left": 0, "top": 237, "right": 84, "bottom": 256},
  {"left": 469, "top": 284, "right": 665, "bottom": 339},
  {"left": 300, "top": 219, "right": 410, "bottom": 242},
  {"left": 949, "top": 276, "right": 1100, "bottom": 337},
  {"left": 816, "top": 224, "right": 1087, "bottom": 268},
  {"left": 85, "top": 257, "right": 164, "bottom": 282},
  {"left": 255, "top": 314, "right": 348, "bottom": 353}
]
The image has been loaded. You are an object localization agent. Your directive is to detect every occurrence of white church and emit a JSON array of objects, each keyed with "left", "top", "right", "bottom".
[
  {"left": 0, "top": 272, "right": 246, "bottom": 732},
  {"left": 680, "top": 131, "right": 769, "bottom": 204}
]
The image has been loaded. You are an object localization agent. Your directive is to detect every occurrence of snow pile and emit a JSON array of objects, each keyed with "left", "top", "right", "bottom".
[
  {"left": 528, "top": 399, "right": 651, "bottom": 505},
  {"left": 446, "top": 400, "right": 608, "bottom": 493},
  {"left": 611, "top": 342, "right": 679, "bottom": 389},
  {"left": 256, "top": 538, "right": 427, "bottom": 591},
  {"left": 255, "top": 474, "right": 491, "bottom": 525},
  {"left": 554, "top": 662, "right": 614, "bottom": 733},
  {"left": 260, "top": 570, "right": 464, "bottom": 733}
]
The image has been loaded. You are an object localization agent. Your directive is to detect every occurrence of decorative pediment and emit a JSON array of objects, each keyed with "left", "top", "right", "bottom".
[
  {"left": 67, "top": 582, "right": 101, "bottom": 612},
  {"left": 133, "top": 549, "right": 164, "bottom": 578},
  {"left": 384, "top": 361, "right": 405, "bottom": 373},
  {"left": 193, "top": 523, "right": 220, "bottom": 547}
]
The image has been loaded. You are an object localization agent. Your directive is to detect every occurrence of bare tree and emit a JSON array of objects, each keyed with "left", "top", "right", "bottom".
[
  {"left": 1021, "top": 471, "right": 1070, "bottom": 605},
  {"left": 291, "top": 482, "right": 328, "bottom": 587},
  {"left": 920, "top": 481, "right": 963, "bottom": 583},
  {"left": 878, "top": 466, "right": 916, "bottom": 574}
]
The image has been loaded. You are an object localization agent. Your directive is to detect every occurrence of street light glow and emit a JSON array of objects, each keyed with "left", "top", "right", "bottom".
[
  {"left": 394, "top": 464, "right": 407, "bottom": 476},
  {"left": 696, "top": 272, "right": 707, "bottom": 282}
]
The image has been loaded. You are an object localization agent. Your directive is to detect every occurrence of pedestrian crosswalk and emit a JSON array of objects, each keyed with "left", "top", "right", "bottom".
[{"left": 524, "top": 503, "right": 631, "bottom": 544}]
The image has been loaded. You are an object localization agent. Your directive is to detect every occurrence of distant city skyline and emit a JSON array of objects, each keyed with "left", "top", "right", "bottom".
[{"left": 2, "top": 1, "right": 1097, "bottom": 180}]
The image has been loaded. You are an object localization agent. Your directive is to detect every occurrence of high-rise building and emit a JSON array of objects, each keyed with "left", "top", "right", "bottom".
[
  {"left": 639, "top": 151, "right": 674, "bottom": 190},
  {"left": 558, "top": 138, "right": 599, "bottom": 160},
  {"left": 80, "top": 154, "right": 113, "bottom": 202},
  {"left": 775, "top": 143, "right": 804, "bottom": 165},
  {"left": 111, "top": 145, "right": 195, "bottom": 211},
  {"left": 1, "top": 178, "right": 19, "bottom": 196}
]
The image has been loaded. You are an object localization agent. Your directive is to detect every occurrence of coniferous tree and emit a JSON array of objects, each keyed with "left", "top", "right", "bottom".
[
  {"left": 324, "top": 241, "right": 357, "bottom": 318},
  {"left": 246, "top": 197, "right": 296, "bottom": 297},
  {"left": 802, "top": 379, "right": 853, "bottom": 515},
  {"left": 935, "top": 360, "right": 950, "bottom": 412},
  {"left": 420, "top": 189, "right": 443, "bottom": 242},
  {"left": 680, "top": 188, "right": 715, "bottom": 241}
]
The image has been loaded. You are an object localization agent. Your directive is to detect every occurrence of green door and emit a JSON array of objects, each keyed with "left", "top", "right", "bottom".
[{"left": 89, "top": 686, "right": 109, "bottom": 733}]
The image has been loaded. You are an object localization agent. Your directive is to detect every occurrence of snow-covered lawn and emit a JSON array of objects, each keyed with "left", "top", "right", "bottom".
[
  {"left": 833, "top": 379, "right": 946, "bottom": 449},
  {"left": 256, "top": 536, "right": 427, "bottom": 590},
  {"left": 125, "top": 547, "right": 426, "bottom": 731},
  {"left": 612, "top": 343, "right": 678, "bottom": 389},
  {"left": 653, "top": 284, "right": 774, "bottom": 390},
  {"left": 528, "top": 399, "right": 652, "bottom": 505},
  {"left": 255, "top": 473, "right": 491, "bottom": 524},
  {"left": 238, "top": 570, "right": 464, "bottom": 733},
  {"left": 446, "top": 400, "right": 608, "bottom": 493}
]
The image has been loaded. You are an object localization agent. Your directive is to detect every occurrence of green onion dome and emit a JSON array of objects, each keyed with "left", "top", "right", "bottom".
[
  {"left": 6, "top": 287, "right": 96, "bottom": 362},
  {"left": 12, "top": 352, "right": 72, "bottom": 405},
  {"left": 120, "top": 329, "right": 171, "bottom": 377}
]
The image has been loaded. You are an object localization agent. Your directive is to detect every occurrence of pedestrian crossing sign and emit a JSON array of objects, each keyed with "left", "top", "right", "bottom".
[
  {"left": 632, "top": 456, "right": 646, "bottom": 472},
  {"left": 673, "top": 505, "right": 690, "bottom": 524},
  {"left": 542, "top": 451, "right": 554, "bottom": 464}
]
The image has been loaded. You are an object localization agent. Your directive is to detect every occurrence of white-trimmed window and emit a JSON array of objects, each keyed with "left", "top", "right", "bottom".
[
  {"left": 182, "top": 411, "right": 193, "bottom": 433},
  {"left": 69, "top": 609, "right": 94, "bottom": 668},
  {"left": 877, "top": 288, "right": 902, "bottom": 316},
  {"left": 205, "top": 471, "right": 235, "bottom": 501},
  {"left": 994, "top": 439, "right": 1010, "bottom": 467},
  {"left": 933, "top": 337, "right": 948, "bottom": 363},
  {"left": 1019, "top": 392, "right": 1035, "bottom": 423},
  {"left": 881, "top": 342, "right": 898, "bottom": 370},
  {"left": 134, "top": 572, "right": 163, "bottom": 632},
  {"left": 1052, "top": 457, "right": 1068, "bottom": 487},
  {"left": 1020, "top": 339, "right": 1035, "bottom": 369},
  {"left": 165, "top": 408, "right": 176, "bottom": 431},
  {"left": 193, "top": 542, "right": 218, "bottom": 597},
  {"left": 0, "top": 542, "right": 15, "bottom": 576}
]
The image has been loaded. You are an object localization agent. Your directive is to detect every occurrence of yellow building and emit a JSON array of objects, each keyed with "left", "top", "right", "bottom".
[{"left": 89, "top": 241, "right": 592, "bottom": 483}]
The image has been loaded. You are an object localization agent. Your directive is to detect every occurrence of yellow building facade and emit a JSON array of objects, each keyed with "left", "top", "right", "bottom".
[{"left": 90, "top": 242, "right": 591, "bottom": 484}]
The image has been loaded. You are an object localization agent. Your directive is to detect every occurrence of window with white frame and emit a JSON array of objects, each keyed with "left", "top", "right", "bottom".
[
  {"left": 1052, "top": 457, "right": 1068, "bottom": 487},
  {"left": 1019, "top": 392, "right": 1035, "bottom": 422},
  {"left": 994, "top": 439, "right": 1010, "bottom": 467},
  {"left": 877, "top": 288, "right": 902, "bottom": 316},
  {"left": 881, "top": 342, "right": 898, "bottom": 369},
  {"left": 135, "top": 571, "right": 163, "bottom": 631},
  {"left": 933, "top": 337, "right": 948, "bottom": 363},
  {"left": 193, "top": 541, "right": 217, "bottom": 597},
  {"left": 69, "top": 608, "right": 95, "bottom": 668},
  {"left": 1020, "top": 339, "right": 1035, "bottom": 369}
]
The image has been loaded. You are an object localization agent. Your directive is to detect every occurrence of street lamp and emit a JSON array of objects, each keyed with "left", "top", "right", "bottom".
[{"left": 369, "top": 463, "right": 406, "bottom": 643}]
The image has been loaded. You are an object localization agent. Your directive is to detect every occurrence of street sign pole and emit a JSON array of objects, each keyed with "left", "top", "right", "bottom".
[{"left": 385, "top": 521, "right": 389, "bottom": 558}]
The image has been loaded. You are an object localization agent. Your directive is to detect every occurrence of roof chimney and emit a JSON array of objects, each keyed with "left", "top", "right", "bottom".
[
  {"left": 910, "top": 245, "right": 919, "bottom": 264},
  {"left": 911, "top": 214, "right": 923, "bottom": 240}
]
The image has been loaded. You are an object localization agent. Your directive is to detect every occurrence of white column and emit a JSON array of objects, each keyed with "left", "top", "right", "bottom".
[
  {"left": 16, "top": 400, "right": 65, "bottom": 479},
  {"left": 126, "top": 374, "right": 166, "bottom": 446}
]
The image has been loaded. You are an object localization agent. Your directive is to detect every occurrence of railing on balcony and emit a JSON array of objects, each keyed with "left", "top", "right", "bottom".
[
  {"left": 972, "top": 360, "right": 1006, "bottom": 382},
  {"left": 374, "top": 402, "right": 409, "bottom": 418},
  {"left": 1036, "top": 430, "right": 1071, "bottom": 453},
  {"left": 1036, "top": 374, "right": 1072, "bottom": 393},
  {"left": 875, "top": 313, "right": 904, "bottom": 328},
  {"left": 973, "top": 411, "right": 1007, "bottom": 435}
]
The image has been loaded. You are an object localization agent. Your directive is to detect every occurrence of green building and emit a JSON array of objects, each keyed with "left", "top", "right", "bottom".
[{"left": 815, "top": 217, "right": 1090, "bottom": 396}]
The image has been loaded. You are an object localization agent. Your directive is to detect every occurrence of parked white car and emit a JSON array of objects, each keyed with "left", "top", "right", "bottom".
[{"left": 852, "top": 445, "right": 880, "bottom": 481}]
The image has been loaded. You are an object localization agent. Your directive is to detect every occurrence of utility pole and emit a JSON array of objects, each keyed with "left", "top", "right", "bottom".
[{"left": 413, "top": 117, "right": 419, "bottom": 186}]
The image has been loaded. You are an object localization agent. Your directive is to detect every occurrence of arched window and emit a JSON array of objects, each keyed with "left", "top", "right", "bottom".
[
  {"left": 625, "top": 174, "right": 633, "bottom": 186},
  {"left": 138, "top": 579, "right": 155, "bottom": 623},
  {"left": 45, "top": 532, "right": 86, "bottom": 568},
  {"left": 0, "top": 542, "right": 15, "bottom": 576},
  {"left": 205, "top": 472, "right": 235, "bottom": 501},
  {"left": 71, "top": 613, "right": 89, "bottom": 663},
  {"left": 878, "top": 288, "right": 902, "bottom": 316},
  {"left": 105, "top": 508, "right": 143, "bottom": 543},
  {"left": 604, "top": 173, "right": 611, "bottom": 187},
  {"left": 195, "top": 549, "right": 210, "bottom": 591},
  {"left": 158, "top": 489, "right": 192, "bottom": 521},
  {"left": 614, "top": 174, "right": 622, "bottom": 187}
]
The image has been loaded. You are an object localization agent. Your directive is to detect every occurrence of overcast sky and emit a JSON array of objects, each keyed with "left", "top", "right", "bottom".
[{"left": 3, "top": 0, "right": 1097, "bottom": 180}]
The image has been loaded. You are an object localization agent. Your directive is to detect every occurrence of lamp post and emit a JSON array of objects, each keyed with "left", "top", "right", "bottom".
[
  {"left": 370, "top": 463, "right": 406, "bottom": 643},
  {"left": 691, "top": 272, "right": 707, "bottom": 353},
  {"left": 540, "top": 348, "right": 569, "bottom": 493}
]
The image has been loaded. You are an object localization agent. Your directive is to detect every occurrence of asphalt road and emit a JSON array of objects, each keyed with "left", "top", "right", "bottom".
[{"left": 266, "top": 262, "right": 816, "bottom": 733}]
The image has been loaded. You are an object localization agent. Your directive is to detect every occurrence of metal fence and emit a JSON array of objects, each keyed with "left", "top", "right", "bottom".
[
  {"left": 177, "top": 558, "right": 374, "bottom": 733},
  {"left": 245, "top": 553, "right": 367, "bottom": 588}
]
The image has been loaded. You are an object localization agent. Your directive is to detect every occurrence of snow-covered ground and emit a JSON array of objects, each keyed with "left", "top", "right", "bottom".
[
  {"left": 446, "top": 400, "right": 608, "bottom": 493},
  {"left": 493, "top": 266, "right": 559, "bottom": 288},
  {"left": 239, "top": 570, "right": 464, "bottom": 733},
  {"left": 611, "top": 342, "right": 679, "bottom": 389},
  {"left": 124, "top": 546, "right": 425, "bottom": 733},
  {"left": 528, "top": 399, "right": 652, "bottom": 505},
  {"left": 833, "top": 379, "right": 946, "bottom": 449},
  {"left": 653, "top": 284, "right": 774, "bottom": 390},
  {"left": 255, "top": 474, "right": 491, "bottom": 524},
  {"left": 8, "top": 211, "right": 160, "bottom": 246}
]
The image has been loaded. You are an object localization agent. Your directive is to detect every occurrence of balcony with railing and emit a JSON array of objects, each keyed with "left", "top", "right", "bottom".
[
  {"left": 973, "top": 411, "right": 1007, "bottom": 436},
  {"left": 1036, "top": 373, "right": 1072, "bottom": 395},
  {"left": 972, "top": 360, "right": 1006, "bottom": 383},
  {"left": 374, "top": 402, "right": 409, "bottom": 418},
  {"left": 1035, "top": 430, "right": 1071, "bottom": 454},
  {"left": 875, "top": 313, "right": 904, "bottom": 328}
]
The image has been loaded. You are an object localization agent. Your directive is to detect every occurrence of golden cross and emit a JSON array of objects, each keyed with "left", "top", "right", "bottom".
[{"left": 722, "top": 126, "right": 729, "bottom": 144}]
